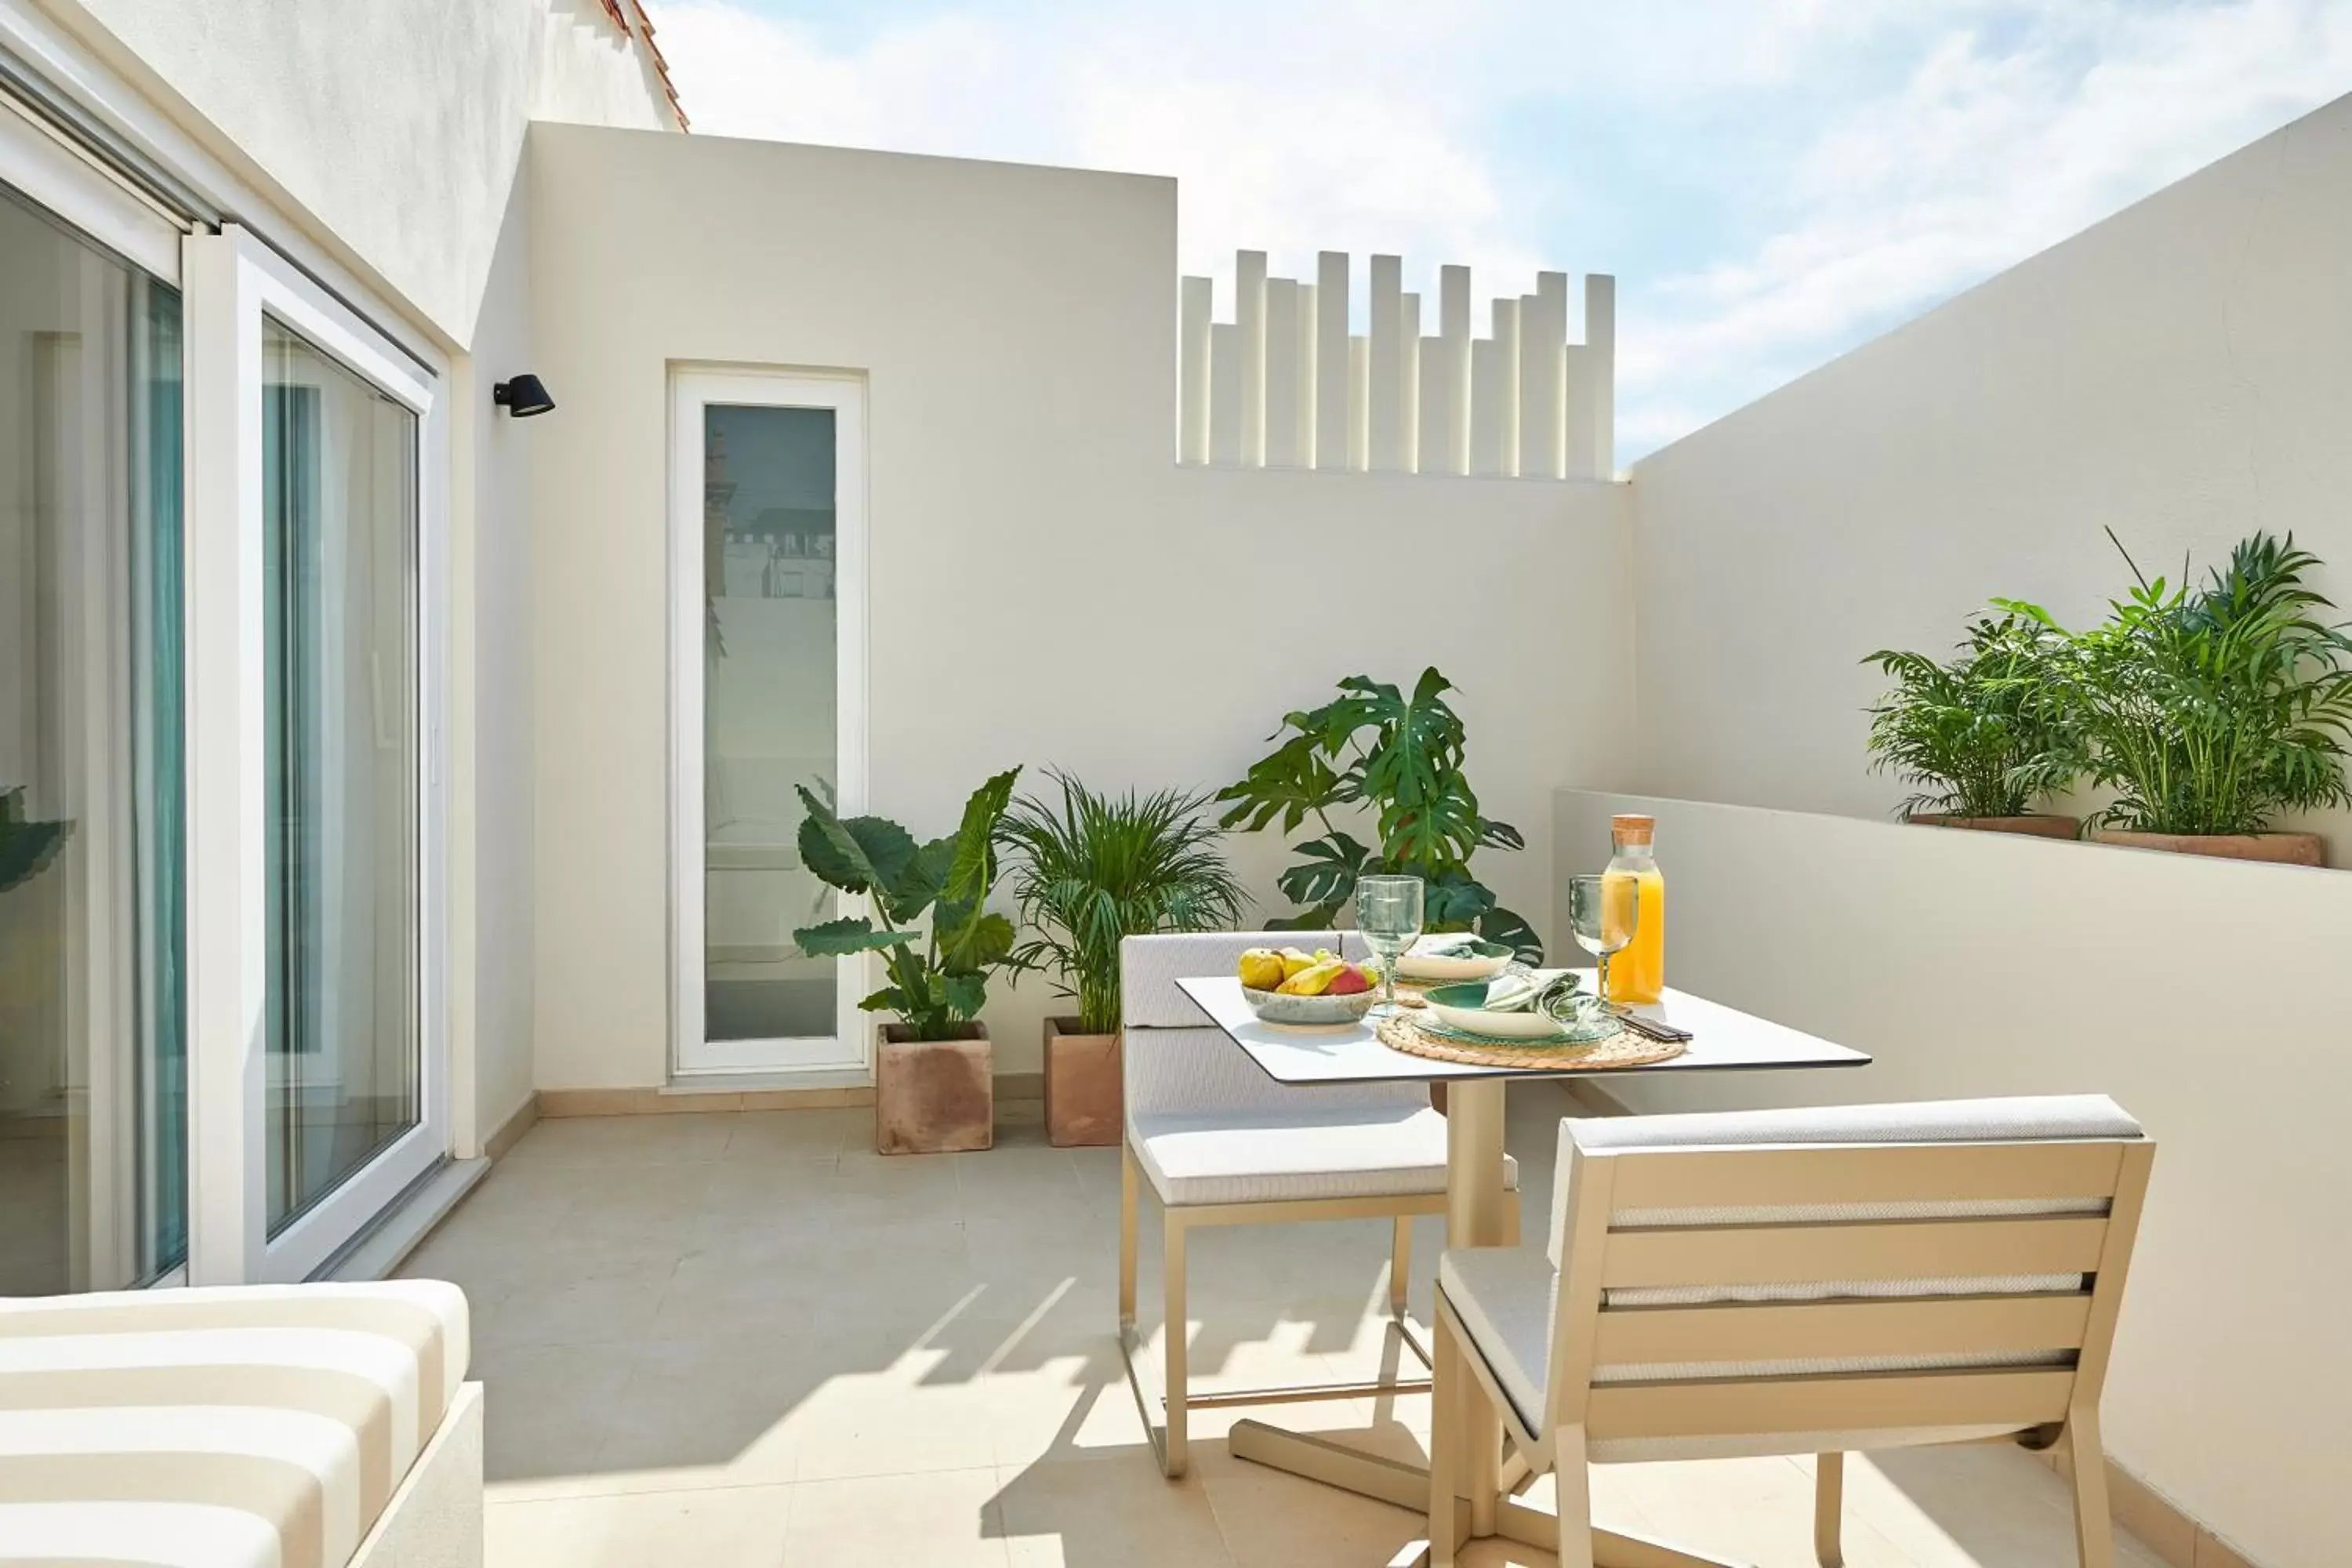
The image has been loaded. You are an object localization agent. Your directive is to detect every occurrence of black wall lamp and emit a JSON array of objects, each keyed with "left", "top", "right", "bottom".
[{"left": 493, "top": 374, "right": 555, "bottom": 418}]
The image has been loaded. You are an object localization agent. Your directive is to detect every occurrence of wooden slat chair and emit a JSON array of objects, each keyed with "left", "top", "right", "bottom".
[
  {"left": 1428, "top": 1095, "right": 2152, "bottom": 1568},
  {"left": 1118, "top": 931, "right": 1520, "bottom": 1477}
]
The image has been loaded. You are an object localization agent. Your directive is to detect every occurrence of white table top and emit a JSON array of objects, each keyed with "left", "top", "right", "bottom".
[{"left": 1174, "top": 971, "right": 1871, "bottom": 1087}]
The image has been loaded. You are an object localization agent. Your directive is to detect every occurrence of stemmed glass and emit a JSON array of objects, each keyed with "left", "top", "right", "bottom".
[
  {"left": 1566, "top": 873, "right": 1639, "bottom": 1013},
  {"left": 1353, "top": 874, "right": 1425, "bottom": 1019}
]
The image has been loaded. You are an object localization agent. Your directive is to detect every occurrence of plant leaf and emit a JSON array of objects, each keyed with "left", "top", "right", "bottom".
[{"left": 793, "top": 916, "right": 916, "bottom": 956}]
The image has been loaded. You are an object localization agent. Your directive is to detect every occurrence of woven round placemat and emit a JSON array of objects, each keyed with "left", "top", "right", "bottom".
[{"left": 1376, "top": 1011, "right": 1686, "bottom": 1071}]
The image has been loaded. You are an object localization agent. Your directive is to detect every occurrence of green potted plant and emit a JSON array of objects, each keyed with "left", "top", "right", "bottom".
[
  {"left": 1215, "top": 667, "right": 1541, "bottom": 958},
  {"left": 1000, "top": 770, "right": 1245, "bottom": 1147},
  {"left": 793, "top": 767, "right": 1022, "bottom": 1153},
  {"left": 2005, "top": 531, "right": 2352, "bottom": 866},
  {"left": 1862, "top": 612, "right": 2079, "bottom": 838}
]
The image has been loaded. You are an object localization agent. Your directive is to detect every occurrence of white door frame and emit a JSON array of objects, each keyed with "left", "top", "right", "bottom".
[
  {"left": 669, "top": 369, "right": 868, "bottom": 1080},
  {"left": 183, "top": 224, "right": 450, "bottom": 1284}
]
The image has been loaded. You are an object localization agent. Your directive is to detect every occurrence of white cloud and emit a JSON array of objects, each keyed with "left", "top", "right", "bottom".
[{"left": 655, "top": 0, "right": 2352, "bottom": 461}]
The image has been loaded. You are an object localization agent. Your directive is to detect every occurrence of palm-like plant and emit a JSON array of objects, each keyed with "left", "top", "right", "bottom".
[
  {"left": 1863, "top": 613, "right": 2075, "bottom": 819},
  {"left": 1000, "top": 771, "right": 1246, "bottom": 1036},
  {"left": 2004, "top": 531, "right": 2352, "bottom": 835}
]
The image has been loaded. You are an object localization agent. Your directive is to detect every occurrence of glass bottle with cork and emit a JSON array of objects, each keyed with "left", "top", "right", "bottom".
[{"left": 1604, "top": 814, "right": 1665, "bottom": 1004}]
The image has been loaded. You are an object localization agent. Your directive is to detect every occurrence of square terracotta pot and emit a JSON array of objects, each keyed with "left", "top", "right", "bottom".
[
  {"left": 1043, "top": 1018, "right": 1121, "bottom": 1147},
  {"left": 2091, "top": 828, "right": 2326, "bottom": 866},
  {"left": 875, "top": 1023, "right": 993, "bottom": 1155}
]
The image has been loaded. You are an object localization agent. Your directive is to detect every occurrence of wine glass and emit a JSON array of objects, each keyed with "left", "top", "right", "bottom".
[
  {"left": 1566, "top": 873, "right": 1640, "bottom": 1012},
  {"left": 1353, "top": 875, "right": 1425, "bottom": 1018}
]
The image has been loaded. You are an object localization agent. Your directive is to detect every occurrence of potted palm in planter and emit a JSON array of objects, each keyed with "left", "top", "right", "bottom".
[
  {"left": 793, "top": 768, "right": 1022, "bottom": 1153},
  {"left": 1863, "top": 612, "right": 2079, "bottom": 837},
  {"left": 2005, "top": 532, "right": 2352, "bottom": 866},
  {"left": 1000, "top": 771, "right": 1245, "bottom": 1147}
]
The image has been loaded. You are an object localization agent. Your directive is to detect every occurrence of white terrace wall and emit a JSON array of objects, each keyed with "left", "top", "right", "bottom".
[
  {"left": 40, "top": 0, "right": 681, "bottom": 347},
  {"left": 526, "top": 125, "right": 1636, "bottom": 1091},
  {"left": 1181, "top": 253, "right": 1613, "bottom": 479},
  {"left": 1627, "top": 93, "right": 2352, "bottom": 854},
  {"left": 1555, "top": 790, "right": 2352, "bottom": 1568}
]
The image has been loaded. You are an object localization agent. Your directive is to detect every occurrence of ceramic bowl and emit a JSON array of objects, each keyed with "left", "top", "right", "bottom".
[
  {"left": 1396, "top": 938, "right": 1513, "bottom": 982},
  {"left": 1421, "top": 978, "right": 1576, "bottom": 1041},
  {"left": 1240, "top": 985, "right": 1381, "bottom": 1027}
]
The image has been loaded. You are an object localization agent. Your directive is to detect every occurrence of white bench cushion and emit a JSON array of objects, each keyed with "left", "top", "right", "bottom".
[
  {"left": 0, "top": 1280, "right": 470, "bottom": 1568},
  {"left": 1133, "top": 1105, "right": 1519, "bottom": 1208}
]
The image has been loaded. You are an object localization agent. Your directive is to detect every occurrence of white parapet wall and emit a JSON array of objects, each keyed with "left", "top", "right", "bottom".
[
  {"left": 1180, "top": 251, "right": 1614, "bottom": 480},
  {"left": 1555, "top": 789, "right": 2352, "bottom": 1568}
]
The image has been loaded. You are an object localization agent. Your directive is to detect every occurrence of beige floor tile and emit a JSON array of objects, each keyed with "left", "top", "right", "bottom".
[
  {"left": 473, "top": 1342, "right": 641, "bottom": 1490},
  {"left": 996, "top": 1458, "right": 1235, "bottom": 1566},
  {"left": 721, "top": 1108, "right": 864, "bottom": 1162},
  {"left": 1201, "top": 1462, "right": 1431, "bottom": 1568},
  {"left": 781, "top": 1332, "right": 1006, "bottom": 1483},
  {"left": 504, "top": 1112, "right": 735, "bottom": 1167},
  {"left": 487, "top": 1483, "right": 791, "bottom": 1568},
  {"left": 782, "top": 1466, "right": 1008, "bottom": 1566}
]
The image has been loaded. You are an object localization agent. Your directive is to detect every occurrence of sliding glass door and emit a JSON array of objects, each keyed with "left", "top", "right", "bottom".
[
  {"left": 0, "top": 176, "right": 186, "bottom": 1293},
  {"left": 183, "top": 227, "right": 444, "bottom": 1284},
  {"left": 672, "top": 373, "right": 866, "bottom": 1078},
  {"left": 260, "top": 320, "right": 420, "bottom": 1238}
]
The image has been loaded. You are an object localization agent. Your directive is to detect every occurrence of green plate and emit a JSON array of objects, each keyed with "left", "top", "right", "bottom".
[{"left": 1410, "top": 1010, "right": 1622, "bottom": 1048}]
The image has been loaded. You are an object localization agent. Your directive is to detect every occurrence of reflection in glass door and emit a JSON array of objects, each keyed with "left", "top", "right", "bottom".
[
  {"left": 260, "top": 318, "right": 419, "bottom": 1234},
  {"left": 0, "top": 177, "right": 186, "bottom": 1293},
  {"left": 673, "top": 374, "right": 865, "bottom": 1076}
]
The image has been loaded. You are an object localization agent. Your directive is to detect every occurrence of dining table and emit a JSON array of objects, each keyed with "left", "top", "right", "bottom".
[{"left": 1171, "top": 969, "right": 1872, "bottom": 1566}]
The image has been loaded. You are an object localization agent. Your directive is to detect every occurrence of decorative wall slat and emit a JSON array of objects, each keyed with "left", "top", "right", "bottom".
[{"left": 1181, "top": 251, "right": 1612, "bottom": 480}]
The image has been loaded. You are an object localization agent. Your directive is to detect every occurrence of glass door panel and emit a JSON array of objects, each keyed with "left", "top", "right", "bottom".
[
  {"left": 703, "top": 405, "right": 839, "bottom": 1047},
  {"left": 0, "top": 177, "right": 186, "bottom": 1293},
  {"left": 260, "top": 317, "right": 419, "bottom": 1236}
]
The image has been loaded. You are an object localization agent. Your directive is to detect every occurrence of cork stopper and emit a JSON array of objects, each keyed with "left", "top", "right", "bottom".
[{"left": 1610, "top": 813, "right": 1656, "bottom": 847}]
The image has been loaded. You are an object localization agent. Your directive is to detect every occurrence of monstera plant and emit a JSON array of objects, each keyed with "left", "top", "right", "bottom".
[
  {"left": 1216, "top": 668, "right": 1541, "bottom": 960},
  {"left": 792, "top": 768, "right": 1023, "bottom": 1042}
]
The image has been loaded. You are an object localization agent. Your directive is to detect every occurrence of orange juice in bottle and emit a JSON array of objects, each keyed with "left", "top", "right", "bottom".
[{"left": 1604, "top": 814, "right": 1664, "bottom": 1004}]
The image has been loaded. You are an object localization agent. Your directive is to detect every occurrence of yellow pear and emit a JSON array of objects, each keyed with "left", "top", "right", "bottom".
[
  {"left": 1276, "top": 956, "right": 1347, "bottom": 996},
  {"left": 1236, "top": 948, "right": 1287, "bottom": 991},
  {"left": 1278, "top": 946, "right": 1319, "bottom": 979}
]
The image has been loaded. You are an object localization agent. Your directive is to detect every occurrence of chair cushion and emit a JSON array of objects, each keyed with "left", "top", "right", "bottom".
[
  {"left": 0, "top": 1280, "right": 470, "bottom": 1568},
  {"left": 1133, "top": 1105, "right": 1519, "bottom": 1208},
  {"left": 1438, "top": 1242, "right": 2067, "bottom": 1451}
]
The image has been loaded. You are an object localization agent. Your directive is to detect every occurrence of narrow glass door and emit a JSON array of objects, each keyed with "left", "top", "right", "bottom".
[
  {"left": 260, "top": 318, "right": 419, "bottom": 1235},
  {"left": 673, "top": 375, "right": 865, "bottom": 1076}
]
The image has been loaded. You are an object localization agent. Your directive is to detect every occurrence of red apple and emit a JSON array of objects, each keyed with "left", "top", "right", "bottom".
[{"left": 1323, "top": 964, "right": 1372, "bottom": 996}]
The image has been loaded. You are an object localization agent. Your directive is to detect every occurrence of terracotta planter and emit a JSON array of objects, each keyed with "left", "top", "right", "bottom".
[
  {"left": 1043, "top": 1018, "right": 1122, "bottom": 1148},
  {"left": 875, "top": 1023, "right": 993, "bottom": 1155},
  {"left": 1909, "top": 814, "right": 2081, "bottom": 840},
  {"left": 2090, "top": 829, "right": 2326, "bottom": 867}
]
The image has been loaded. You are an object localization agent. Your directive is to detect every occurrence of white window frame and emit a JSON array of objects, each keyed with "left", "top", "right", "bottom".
[
  {"left": 183, "top": 224, "right": 450, "bottom": 1284},
  {"left": 669, "top": 369, "right": 869, "bottom": 1081}
]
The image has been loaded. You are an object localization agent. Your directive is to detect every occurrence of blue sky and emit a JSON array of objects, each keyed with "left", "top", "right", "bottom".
[{"left": 655, "top": 0, "right": 2352, "bottom": 465}]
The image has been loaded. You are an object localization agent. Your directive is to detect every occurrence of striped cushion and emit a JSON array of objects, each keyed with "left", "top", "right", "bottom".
[{"left": 0, "top": 1281, "right": 470, "bottom": 1568}]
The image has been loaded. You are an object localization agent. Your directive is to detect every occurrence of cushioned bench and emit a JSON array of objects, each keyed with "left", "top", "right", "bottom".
[{"left": 0, "top": 1281, "right": 482, "bottom": 1568}]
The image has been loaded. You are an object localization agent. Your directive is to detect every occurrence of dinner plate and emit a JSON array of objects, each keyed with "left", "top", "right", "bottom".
[{"left": 1395, "top": 937, "right": 1514, "bottom": 982}]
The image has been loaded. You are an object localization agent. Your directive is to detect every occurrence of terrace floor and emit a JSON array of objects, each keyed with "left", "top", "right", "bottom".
[{"left": 399, "top": 1092, "right": 2173, "bottom": 1567}]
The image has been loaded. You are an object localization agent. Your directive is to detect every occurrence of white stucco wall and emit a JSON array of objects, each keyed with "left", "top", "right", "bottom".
[
  {"left": 448, "top": 164, "right": 540, "bottom": 1148},
  {"left": 1555, "top": 789, "right": 2352, "bottom": 1568},
  {"left": 1628, "top": 93, "right": 2352, "bottom": 853},
  {"left": 525, "top": 125, "right": 1637, "bottom": 1088},
  {"left": 43, "top": 0, "right": 679, "bottom": 346}
]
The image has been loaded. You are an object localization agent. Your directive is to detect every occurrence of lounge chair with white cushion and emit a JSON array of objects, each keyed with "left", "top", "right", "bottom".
[
  {"left": 1428, "top": 1095, "right": 2151, "bottom": 1567},
  {"left": 0, "top": 1280, "right": 481, "bottom": 1568},
  {"left": 1119, "top": 930, "right": 1520, "bottom": 1477}
]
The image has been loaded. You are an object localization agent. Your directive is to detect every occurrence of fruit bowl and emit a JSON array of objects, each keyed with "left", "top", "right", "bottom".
[
  {"left": 1396, "top": 937, "right": 1513, "bottom": 982},
  {"left": 1240, "top": 985, "right": 1381, "bottom": 1027}
]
